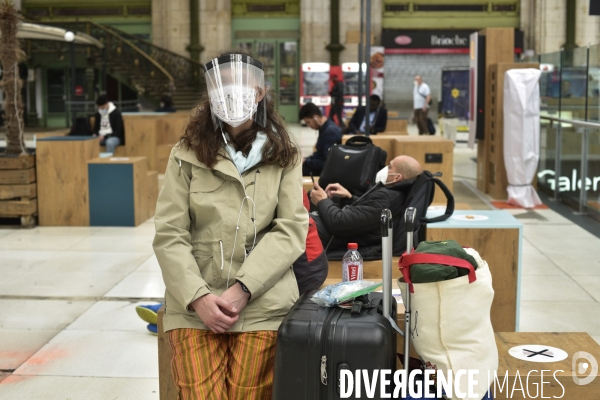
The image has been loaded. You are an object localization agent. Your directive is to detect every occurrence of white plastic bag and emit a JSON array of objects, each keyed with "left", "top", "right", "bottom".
[{"left": 311, "top": 280, "right": 381, "bottom": 307}]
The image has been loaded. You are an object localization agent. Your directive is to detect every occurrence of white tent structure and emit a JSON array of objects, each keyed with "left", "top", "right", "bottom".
[
  {"left": 503, "top": 68, "right": 543, "bottom": 208},
  {"left": 0, "top": 22, "right": 104, "bottom": 48}
]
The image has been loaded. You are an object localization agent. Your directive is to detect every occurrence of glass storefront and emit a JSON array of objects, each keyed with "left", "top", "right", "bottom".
[{"left": 538, "top": 45, "right": 600, "bottom": 219}]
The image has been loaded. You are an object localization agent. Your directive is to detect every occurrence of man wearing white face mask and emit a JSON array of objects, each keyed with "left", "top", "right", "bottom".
[
  {"left": 93, "top": 95, "right": 125, "bottom": 153},
  {"left": 309, "top": 155, "right": 422, "bottom": 259},
  {"left": 299, "top": 102, "right": 342, "bottom": 176}
]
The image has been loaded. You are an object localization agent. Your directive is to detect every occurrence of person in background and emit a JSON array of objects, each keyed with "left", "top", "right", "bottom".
[
  {"left": 348, "top": 94, "right": 388, "bottom": 135},
  {"left": 155, "top": 95, "right": 177, "bottom": 113},
  {"left": 93, "top": 95, "right": 125, "bottom": 153},
  {"left": 309, "top": 155, "right": 422, "bottom": 259},
  {"left": 299, "top": 102, "right": 342, "bottom": 176},
  {"left": 328, "top": 75, "right": 345, "bottom": 127},
  {"left": 413, "top": 75, "right": 431, "bottom": 135}
]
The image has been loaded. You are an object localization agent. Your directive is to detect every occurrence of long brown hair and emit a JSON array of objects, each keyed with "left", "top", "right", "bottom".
[{"left": 181, "top": 53, "right": 298, "bottom": 169}]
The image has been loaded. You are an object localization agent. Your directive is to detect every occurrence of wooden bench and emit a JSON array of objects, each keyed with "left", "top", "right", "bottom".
[
  {"left": 385, "top": 118, "right": 408, "bottom": 134},
  {"left": 302, "top": 176, "right": 316, "bottom": 193},
  {"left": 327, "top": 258, "right": 402, "bottom": 280},
  {"left": 99, "top": 145, "right": 127, "bottom": 157},
  {"left": 393, "top": 136, "right": 454, "bottom": 204}
]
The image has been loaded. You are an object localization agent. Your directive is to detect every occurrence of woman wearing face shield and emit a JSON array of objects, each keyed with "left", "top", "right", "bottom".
[{"left": 152, "top": 52, "right": 308, "bottom": 399}]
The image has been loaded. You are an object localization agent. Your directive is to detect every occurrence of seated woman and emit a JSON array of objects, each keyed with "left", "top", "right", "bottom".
[{"left": 153, "top": 52, "right": 308, "bottom": 399}]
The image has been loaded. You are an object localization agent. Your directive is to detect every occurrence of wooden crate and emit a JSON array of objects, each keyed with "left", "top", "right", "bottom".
[
  {"left": 0, "top": 154, "right": 38, "bottom": 227},
  {"left": 37, "top": 137, "right": 99, "bottom": 226},
  {"left": 486, "top": 62, "right": 539, "bottom": 200}
]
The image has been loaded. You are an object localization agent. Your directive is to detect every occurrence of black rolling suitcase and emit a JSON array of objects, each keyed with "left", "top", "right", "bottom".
[{"left": 272, "top": 210, "right": 397, "bottom": 400}]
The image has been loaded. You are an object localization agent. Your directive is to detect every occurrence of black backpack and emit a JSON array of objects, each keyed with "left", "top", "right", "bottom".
[
  {"left": 69, "top": 116, "right": 92, "bottom": 136},
  {"left": 398, "top": 171, "right": 454, "bottom": 248},
  {"left": 318, "top": 136, "right": 387, "bottom": 193}
]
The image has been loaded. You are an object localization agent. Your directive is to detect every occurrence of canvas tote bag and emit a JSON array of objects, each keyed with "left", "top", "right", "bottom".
[{"left": 398, "top": 247, "right": 498, "bottom": 400}]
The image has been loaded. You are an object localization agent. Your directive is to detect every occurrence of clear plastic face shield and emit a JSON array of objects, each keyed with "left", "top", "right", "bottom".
[{"left": 204, "top": 54, "right": 267, "bottom": 129}]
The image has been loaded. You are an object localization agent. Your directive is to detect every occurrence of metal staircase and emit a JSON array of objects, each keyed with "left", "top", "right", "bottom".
[
  {"left": 103, "top": 27, "right": 204, "bottom": 110},
  {"left": 26, "top": 21, "right": 204, "bottom": 110}
]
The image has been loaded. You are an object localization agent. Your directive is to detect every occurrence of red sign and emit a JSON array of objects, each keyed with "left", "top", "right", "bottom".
[
  {"left": 75, "top": 85, "right": 84, "bottom": 96},
  {"left": 347, "top": 264, "right": 360, "bottom": 281}
]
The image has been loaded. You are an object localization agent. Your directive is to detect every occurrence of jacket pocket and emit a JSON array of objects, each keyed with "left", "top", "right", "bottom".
[
  {"left": 252, "top": 267, "right": 299, "bottom": 318},
  {"left": 191, "top": 241, "right": 221, "bottom": 288}
]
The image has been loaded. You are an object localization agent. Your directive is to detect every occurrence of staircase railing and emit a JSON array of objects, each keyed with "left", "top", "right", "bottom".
[
  {"left": 104, "top": 27, "right": 203, "bottom": 86},
  {"left": 31, "top": 21, "right": 174, "bottom": 96}
]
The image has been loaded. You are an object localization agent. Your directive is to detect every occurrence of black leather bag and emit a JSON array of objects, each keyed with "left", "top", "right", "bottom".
[{"left": 318, "top": 136, "right": 387, "bottom": 192}]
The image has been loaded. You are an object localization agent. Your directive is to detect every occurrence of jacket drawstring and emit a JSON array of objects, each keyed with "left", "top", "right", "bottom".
[
  {"left": 219, "top": 240, "right": 224, "bottom": 270},
  {"left": 177, "top": 158, "right": 182, "bottom": 176}
]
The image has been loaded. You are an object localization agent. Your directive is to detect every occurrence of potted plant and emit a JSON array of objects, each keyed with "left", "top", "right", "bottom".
[{"left": 0, "top": 0, "right": 36, "bottom": 227}]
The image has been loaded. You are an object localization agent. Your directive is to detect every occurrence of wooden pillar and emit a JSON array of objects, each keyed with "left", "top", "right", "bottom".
[{"left": 476, "top": 28, "right": 515, "bottom": 193}]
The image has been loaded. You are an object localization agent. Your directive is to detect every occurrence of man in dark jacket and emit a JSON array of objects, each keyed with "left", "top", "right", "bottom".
[
  {"left": 93, "top": 95, "right": 125, "bottom": 153},
  {"left": 309, "top": 155, "right": 422, "bottom": 260},
  {"left": 328, "top": 75, "right": 345, "bottom": 127},
  {"left": 348, "top": 94, "right": 388, "bottom": 135},
  {"left": 299, "top": 102, "right": 342, "bottom": 176}
]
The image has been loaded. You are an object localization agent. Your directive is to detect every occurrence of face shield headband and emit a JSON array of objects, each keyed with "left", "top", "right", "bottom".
[{"left": 204, "top": 54, "right": 267, "bottom": 129}]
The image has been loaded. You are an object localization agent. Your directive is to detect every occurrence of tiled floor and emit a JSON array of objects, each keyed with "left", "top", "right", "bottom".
[{"left": 1, "top": 124, "right": 600, "bottom": 398}]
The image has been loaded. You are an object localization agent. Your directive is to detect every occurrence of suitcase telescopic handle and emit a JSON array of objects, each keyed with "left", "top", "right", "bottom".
[
  {"left": 403, "top": 207, "right": 416, "bottom": 373},
  {"left": 381, "top": 209, "right": 393, "bottom": 320}
]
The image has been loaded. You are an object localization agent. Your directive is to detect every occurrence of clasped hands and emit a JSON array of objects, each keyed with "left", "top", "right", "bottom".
[
  {"left": 309, "top": 181, "right": 352, "bottom": 206},
  {"left": 189, "top": 283, "right": 250, "bottom": 333}
]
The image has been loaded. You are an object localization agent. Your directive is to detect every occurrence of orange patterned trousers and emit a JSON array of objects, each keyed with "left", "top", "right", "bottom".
[{"left": 168, "top": 329, "right": 278, "bottom": 400}]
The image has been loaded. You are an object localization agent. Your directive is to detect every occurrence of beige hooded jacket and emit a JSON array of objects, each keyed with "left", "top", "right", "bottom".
[{"left": 153, "top": 142, "right": 308, "bottom": 333}]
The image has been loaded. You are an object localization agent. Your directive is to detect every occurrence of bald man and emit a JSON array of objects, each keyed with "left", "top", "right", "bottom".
[{"left": 309, "top": 155, "right": 423, "bottom": 260}]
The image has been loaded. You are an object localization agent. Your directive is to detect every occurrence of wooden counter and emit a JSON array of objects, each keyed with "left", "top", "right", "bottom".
[
  {"left": 424, "top": 210, "right": 522, "bottom": 332},
  {"left": 36, "top": 136, "right": 99, "bottom": 226}
]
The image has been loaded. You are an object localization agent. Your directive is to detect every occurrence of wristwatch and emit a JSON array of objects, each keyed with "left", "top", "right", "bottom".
[{"left": 236, "top": 280, "right": 251, "bottom": 298}]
